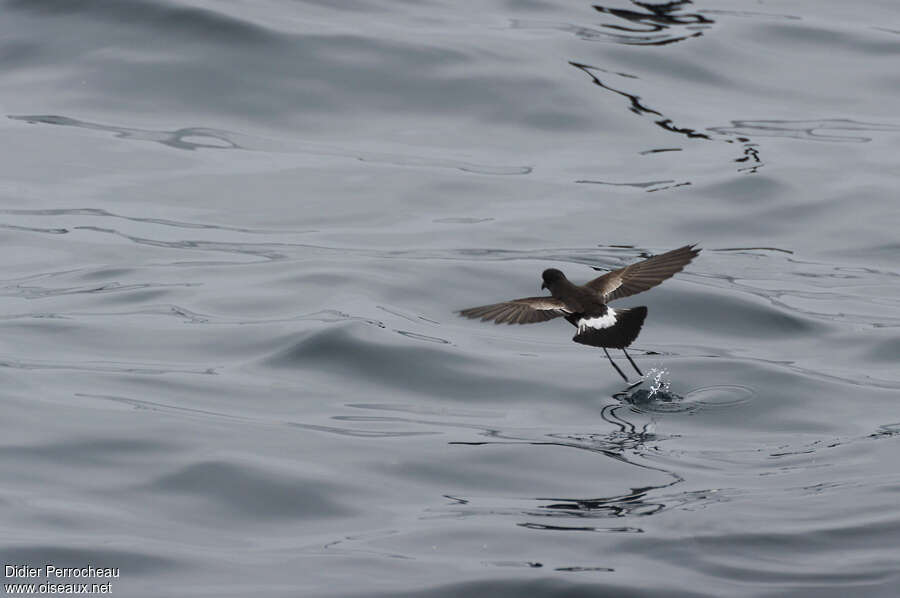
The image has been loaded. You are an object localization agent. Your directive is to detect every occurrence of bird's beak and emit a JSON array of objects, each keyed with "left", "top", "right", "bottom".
[{"left": 541, "top": 282, "right": 546, "bottom": 290}]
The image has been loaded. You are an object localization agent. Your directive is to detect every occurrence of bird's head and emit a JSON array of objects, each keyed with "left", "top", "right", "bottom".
[{"left": 541, "top": 268, "right": 566, "bottom": 291}]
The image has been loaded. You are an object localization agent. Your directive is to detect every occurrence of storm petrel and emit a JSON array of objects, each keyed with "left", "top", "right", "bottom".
[{"left": 459, "top": 245, "right": 700, "bottom": 382}]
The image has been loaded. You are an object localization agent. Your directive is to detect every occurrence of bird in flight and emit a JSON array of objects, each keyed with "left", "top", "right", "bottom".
[{"left": 458, "top": 245, "right": 700, "bottom": 382}]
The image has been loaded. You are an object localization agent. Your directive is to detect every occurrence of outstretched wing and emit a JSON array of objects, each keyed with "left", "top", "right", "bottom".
[
  {"left": 459, "top": 296, "right": 569, "bottom": 324},
  {"left": 586, "top": 244, "right": 700, "bottom": 303}
]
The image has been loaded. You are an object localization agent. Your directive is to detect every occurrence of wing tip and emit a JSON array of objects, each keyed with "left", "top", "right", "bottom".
[
  {"left": 457, "top": 308, "right": 487, "bottom": 321},
  {"left": 673, "top": 243, "right": 701, "bottom": 263}
]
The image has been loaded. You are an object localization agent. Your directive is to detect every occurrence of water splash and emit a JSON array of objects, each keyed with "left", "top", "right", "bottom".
[
  {"left": 644, "top": 367, "right": 671, "bottom": 399},
  {"left": 621, "top": 368, "right": 686, "bottom": 411}
]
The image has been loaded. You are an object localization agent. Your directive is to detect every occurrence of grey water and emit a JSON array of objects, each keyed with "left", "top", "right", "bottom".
[{"left": 1, "top": 1, "right": 899, "bottom": 596}]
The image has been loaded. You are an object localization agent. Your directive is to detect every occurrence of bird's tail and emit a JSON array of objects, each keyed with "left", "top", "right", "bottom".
[{"left": 572, "top": 306, "right": 647, "bottom": 349}]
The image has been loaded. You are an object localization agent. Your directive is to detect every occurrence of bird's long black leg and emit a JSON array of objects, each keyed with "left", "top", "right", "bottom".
[
  {"left": 623, "top": 348, "right": 643, "bottom": 377},
  {"left": 603, "top": 348, "right": 629, "bottom": 382}
]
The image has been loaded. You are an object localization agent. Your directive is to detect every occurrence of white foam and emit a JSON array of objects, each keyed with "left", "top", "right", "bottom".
[
  {"left": 645, "top": 368, "right": 671, "bottom": 398},
  {"left": 576, "top": 308, "right": 616, "bottom": 333}
]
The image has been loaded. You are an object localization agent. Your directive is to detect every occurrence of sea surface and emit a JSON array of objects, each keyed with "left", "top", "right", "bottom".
[{"left": 1, "top": 1, "right": 899, "bottom": 596}]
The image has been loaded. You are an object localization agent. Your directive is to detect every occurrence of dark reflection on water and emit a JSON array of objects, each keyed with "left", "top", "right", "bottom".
[
  {"left": 512, "top": 0, "right": 714, "bottom": 47},
  {"left": 592, "top": 0, "right": 713, "bottom": 46},
  {"left": 446, "top": 403, "right": 685, "bottom": 526},
  {"left": 570, "top": 61, "right": 712, "bottom": 140},
  {"left": 567, "top": 60, "right": 770, "bottom": 174}
]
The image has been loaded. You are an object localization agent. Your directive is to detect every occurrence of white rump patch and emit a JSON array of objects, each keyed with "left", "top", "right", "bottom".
[{"left": 577, "top": 309, "right": 617, "bottom": 333}]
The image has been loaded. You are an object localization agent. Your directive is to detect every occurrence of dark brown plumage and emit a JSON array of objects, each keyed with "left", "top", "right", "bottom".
[
  {"left": 457, "top": 297, "right": 568, "bottom": 325},
  {"left": 458, "top": 244, "right": 700, "bottom": 381},
  {"left": 584, "top": 244, "right": 700, "bottom": 302}
]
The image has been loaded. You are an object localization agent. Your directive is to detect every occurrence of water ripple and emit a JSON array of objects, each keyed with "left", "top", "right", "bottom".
[
  {"left": 1, "top": 280, "right": 198, "bottom": 300},
  {"left": 0, "top": 358, "right": 215, "bottom": 376},
  {"left": 9, "top": 114, "right": 532, "bottom": 175},
  {"left": 0, "top": 208, "right": 296, "bottom": 234},
  {"left": 708, "top": 119, "right": 900, "bottom": 143}
]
